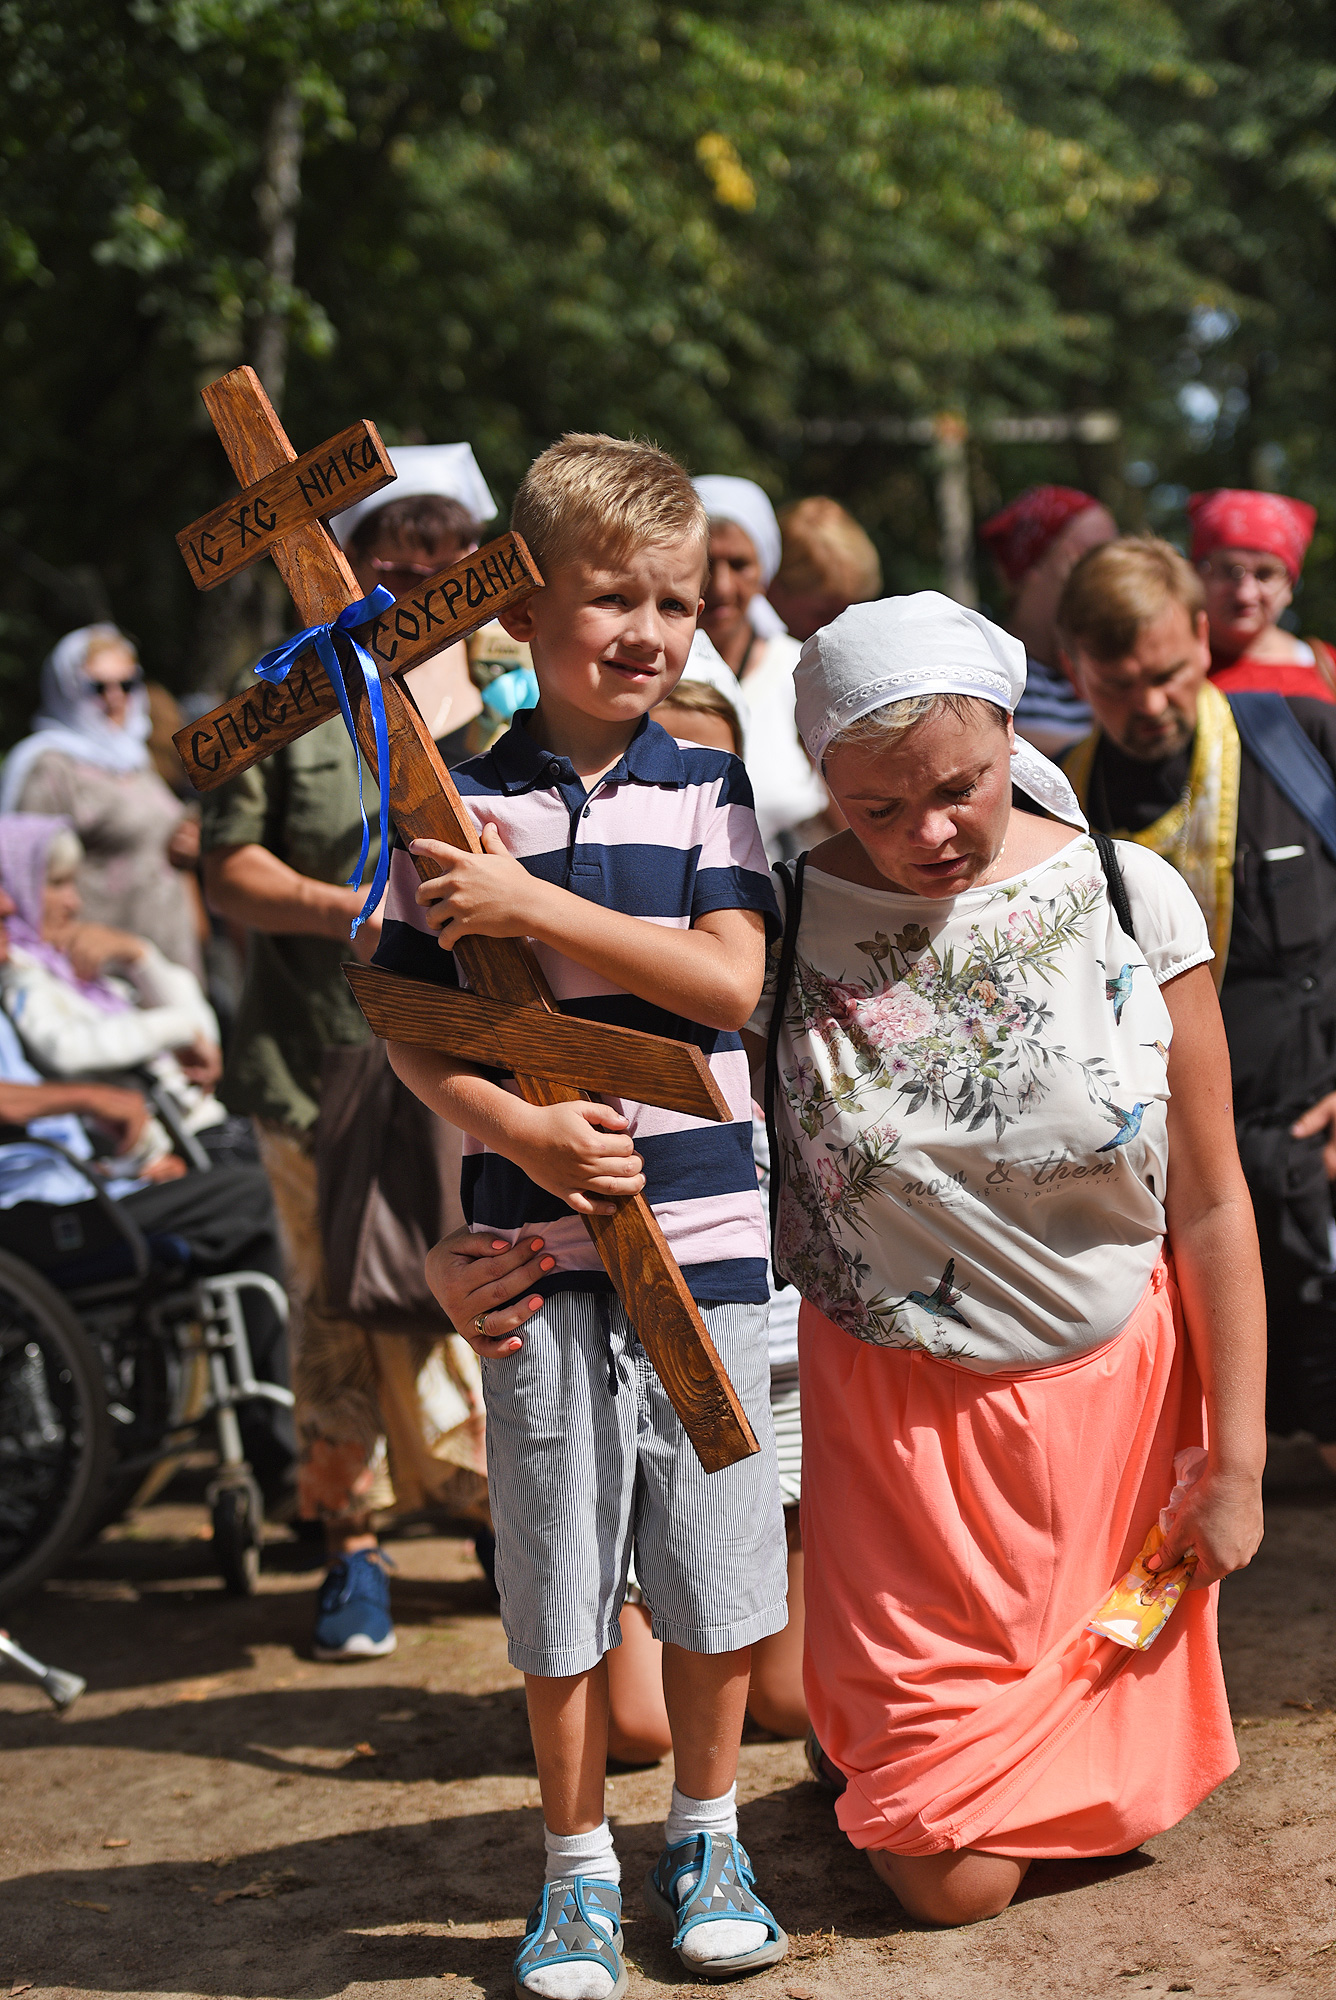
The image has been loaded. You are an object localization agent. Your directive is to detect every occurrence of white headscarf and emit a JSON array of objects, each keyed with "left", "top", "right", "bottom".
[
  {"left": 794, "top": 591, "right": 1087, "bottom": 829},
  {"left": 0, "top": 625, "right": 151, "bottom": 812},
  {"left": 330, "top": 442, "right": 496, "bottom": 548},
  {"left": 692, "top": 475, "right": 789, "bottom": 640}
]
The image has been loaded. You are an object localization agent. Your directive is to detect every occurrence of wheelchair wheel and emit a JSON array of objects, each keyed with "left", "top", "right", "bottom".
[
  {"left": 0, "top": 1251, "right": 113, "bottom": 1613},
  {"left": 210, "top": 1472, "right": 263, "bottom": 1596}
]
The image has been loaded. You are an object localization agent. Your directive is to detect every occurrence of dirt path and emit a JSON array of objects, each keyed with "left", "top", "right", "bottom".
[{"left": 1, "top": 1447, "right": 1334, "bottom": 2000}]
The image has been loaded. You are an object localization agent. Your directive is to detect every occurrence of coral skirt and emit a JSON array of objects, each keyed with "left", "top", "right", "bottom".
[{"left": 799, "top": 1259, "right": 1238, "bottom": 1858}]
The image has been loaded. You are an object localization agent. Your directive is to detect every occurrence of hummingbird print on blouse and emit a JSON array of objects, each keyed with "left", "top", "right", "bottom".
[
  {"left": 1099, "top": 960, "right": 1145, "bottom": 1025},
  {"left": 1097, "top": 1101, "right": 1147, "bottom": 1152},
  {"left": 892, "top": 1258, "right": 973, "bottom": 1339}
]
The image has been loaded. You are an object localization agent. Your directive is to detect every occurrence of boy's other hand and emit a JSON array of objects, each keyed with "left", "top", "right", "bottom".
[
  {"left": 426, "top": 1228, "right": 556, "bottom": 1356},
  {"left": 410, "top": 824, "right": 541, "bottom": 948},
  {"left": 510, "top": 1100, "right": 644, "bottom": 1215}
]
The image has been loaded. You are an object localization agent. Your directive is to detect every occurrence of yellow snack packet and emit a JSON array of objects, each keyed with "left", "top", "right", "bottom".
[{"left": 1086, "top": 1523, "right": 1198, "bottom": 1652}]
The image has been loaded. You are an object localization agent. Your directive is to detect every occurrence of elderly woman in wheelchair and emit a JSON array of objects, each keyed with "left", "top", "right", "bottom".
[
  {"left": 0, "top": 813, "right": 255, "bottom": 1173},
  {"left": 0, "top": 868, "right": 294, "bottom": 1612}
]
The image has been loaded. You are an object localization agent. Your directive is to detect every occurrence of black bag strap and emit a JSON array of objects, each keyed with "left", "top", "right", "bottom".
[
  {"left": 1091, "top": 827, "right": 1137, "bottom": 944},
  {"left": 1228, "top": 689, "right": 1336, "bottom": 866},
  {"left": 763, "top": 852, "right": 807, "bottom": 1275}
]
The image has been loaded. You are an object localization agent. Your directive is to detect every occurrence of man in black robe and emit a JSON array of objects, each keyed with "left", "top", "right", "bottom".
[{"left": 1058, "top": 534, "right": 1336, "bottom": 1472}]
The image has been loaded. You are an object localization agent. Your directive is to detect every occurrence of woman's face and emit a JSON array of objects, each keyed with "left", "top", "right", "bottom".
[
  {"left": 350, "top": 524, "right": 476, "bottom": 604},
  {"left": 823, "top": 702, "right": 1015, "bottom": 898},
  {"left": 701, "top": 521, "right": 763, "bottom": 655},
  {"left": 82, "top": 640, "right": 141, "bottom": 730},
  {"left": 42, "top": 865, "right": 82, "bottom": 940},
  {"left": 1198, "top": 546, "right": 1294, "bottom": 656}
]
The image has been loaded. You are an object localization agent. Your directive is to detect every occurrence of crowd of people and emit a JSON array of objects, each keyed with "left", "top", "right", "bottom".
[{"left": 1, "top": 435, "right": 1331, "bottom": 1993}]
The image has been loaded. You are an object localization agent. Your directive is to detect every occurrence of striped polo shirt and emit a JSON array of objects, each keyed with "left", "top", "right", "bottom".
[{"left": 373, "top": 713, "right": 779, "bottom": 1305}]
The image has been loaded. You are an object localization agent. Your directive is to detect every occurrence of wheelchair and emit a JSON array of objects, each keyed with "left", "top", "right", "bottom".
[{"left": 0, "top": 1118, "right": 292, "bottom": 1613}]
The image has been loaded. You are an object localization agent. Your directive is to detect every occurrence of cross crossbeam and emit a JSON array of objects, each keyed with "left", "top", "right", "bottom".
[
  {"left": 173, "top": 367, "right": 757, "bottom": 1472},
  {"left": 177, "top": 419, "right": 397, "bottom": 591},
  {"left": 177, "top": 530, "right": 542, "bottom": 794}
]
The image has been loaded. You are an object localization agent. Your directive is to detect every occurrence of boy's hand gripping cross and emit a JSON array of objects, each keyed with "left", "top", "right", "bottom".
[{"left": 172, "top": 367, "right": 758, "bottom": 1472}]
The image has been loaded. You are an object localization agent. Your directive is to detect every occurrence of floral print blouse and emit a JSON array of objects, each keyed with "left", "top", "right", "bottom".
[{"left": 751, "top": 835, "right": 1212, "bottom": 1373}]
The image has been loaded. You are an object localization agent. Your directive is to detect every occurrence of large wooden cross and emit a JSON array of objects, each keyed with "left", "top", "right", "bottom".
[{"left": 173, "top": 367, "right": 757, "bottom": 1472}]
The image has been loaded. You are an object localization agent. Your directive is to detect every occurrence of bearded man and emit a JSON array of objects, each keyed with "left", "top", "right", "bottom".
[{"left": 1058, "top": 534, "right": 1336, "bottom": 1476}]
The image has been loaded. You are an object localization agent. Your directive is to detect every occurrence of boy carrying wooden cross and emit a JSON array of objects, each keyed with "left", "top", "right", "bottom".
[{"left": 376, "top": 436, "right": 790, "bottom": 1997}]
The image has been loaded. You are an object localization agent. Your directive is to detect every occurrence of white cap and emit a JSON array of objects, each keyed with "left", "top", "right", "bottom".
[
  {"left": 692, "top": 475, "right": 783, "bottom": 583},
  {"left": 794, "top": 591, "right": 1086, "bottom": 829},
  {"left": 331, "top": 442, "right": 496, "bottom": 547}
]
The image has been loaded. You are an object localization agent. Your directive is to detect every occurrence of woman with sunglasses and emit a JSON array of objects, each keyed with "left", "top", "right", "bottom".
[
  {"left": 0, "top": 624, "right": 202, "bottom": 972},
  {"left": 1190, "top": 488, "right": 1336, "bottom": 703}
]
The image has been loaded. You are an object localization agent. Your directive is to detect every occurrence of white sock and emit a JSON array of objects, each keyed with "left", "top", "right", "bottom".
[
  {"left": 543, "top": 1820, "right": 620, "bottom": 1887},
  {"left": 663, "top": 1784, "right": 769, "bottom": 1966},
  {"left": 522, "top": 1823, "right": 620, "bottom": 2000}
]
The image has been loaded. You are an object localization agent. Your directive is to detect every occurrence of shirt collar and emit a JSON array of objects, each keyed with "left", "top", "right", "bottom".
[{"left": 488, "top": 713, "right": 687, "bottom": 795}]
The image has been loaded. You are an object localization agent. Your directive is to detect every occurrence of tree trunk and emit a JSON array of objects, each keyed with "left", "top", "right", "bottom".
[
  {"left": 190, "top": 81, "right": 305, "bottom": 693},
  {"left": 252, "top": 79, "right": 304, "bottom": 414},
  {"left": 932, "top": 413, "right": 978, "bottom": 608}
]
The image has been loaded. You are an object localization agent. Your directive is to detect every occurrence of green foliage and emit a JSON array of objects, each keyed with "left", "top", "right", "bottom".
[{"left": 1, "top": 0, "right": 1333, "bottom": 734}]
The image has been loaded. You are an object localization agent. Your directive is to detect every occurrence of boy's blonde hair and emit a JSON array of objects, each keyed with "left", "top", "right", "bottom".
[
  {"left": 1057, "top": 535, "right": 1205, "bottom": 663},
  {"left": 512, "top": 433, "right": 707, "bottom": 576}
]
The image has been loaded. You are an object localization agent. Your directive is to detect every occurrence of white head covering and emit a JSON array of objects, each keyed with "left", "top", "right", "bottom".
[
  {"left": 677, "top": 629, "right": 752, "bottom": 754},
  {"left": 0, "top": 625, "right": 151, "bottom": 812},
  {"left": 692, "top": 475, "right": 789, "bottom": 641},
  {"left": 331, "top": 442, "right": 496, "bottom": 548},
  {"left": 794, "top": 591, "right": 1087, "bottom": 829}
]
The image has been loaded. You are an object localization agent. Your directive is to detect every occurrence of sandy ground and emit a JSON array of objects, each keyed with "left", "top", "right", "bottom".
[{"left": 1, "top": 1443, "right": 1334, "bottom": 2000}]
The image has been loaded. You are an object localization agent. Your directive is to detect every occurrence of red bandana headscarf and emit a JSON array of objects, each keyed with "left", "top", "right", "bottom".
[
  {"left": 1187, "top": 489, "right": 1317, "bottom": 582},
  {"left": 978, "top": 486, "right": 1099, "bottom": 587}
]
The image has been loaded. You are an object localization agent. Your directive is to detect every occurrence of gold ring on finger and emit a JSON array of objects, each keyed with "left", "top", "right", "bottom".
[{"left": 472, "top": 1310, "right": 489, "bottom": 1339}]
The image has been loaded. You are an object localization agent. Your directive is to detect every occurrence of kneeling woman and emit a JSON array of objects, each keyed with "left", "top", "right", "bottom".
[{"left": 747, "top": 594, "right": 1264, "bottom": 1925}]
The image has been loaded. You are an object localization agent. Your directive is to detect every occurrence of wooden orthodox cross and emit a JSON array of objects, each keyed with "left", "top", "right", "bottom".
[{"left": 173, "top": 367, "right": 756, "bottom": 1472}]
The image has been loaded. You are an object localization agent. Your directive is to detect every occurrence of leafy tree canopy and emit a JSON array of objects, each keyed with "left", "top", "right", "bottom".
[{"left": 0, "top": 0, "right": 1332, "bottom": 728}]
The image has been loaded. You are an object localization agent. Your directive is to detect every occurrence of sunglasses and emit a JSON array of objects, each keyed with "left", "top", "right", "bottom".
[{"left": 83, "top": 675, "right": 142, "bottom": 699}]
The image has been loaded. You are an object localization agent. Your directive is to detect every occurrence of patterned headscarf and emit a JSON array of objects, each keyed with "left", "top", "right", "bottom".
[
  {"left": 979, "top": 487, "right": 1099, "bottom": 587},
  {"left": 1187, "top": 489, "right": 1317, "bottom": 581}
]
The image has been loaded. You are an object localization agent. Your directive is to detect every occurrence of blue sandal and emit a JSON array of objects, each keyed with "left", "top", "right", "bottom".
[
  {"left": 644, "top": 1832, "right": 788, "bottom": 1980},
  {"left": 512, "top": 1876, "right": 627, "bottom": 1999}
]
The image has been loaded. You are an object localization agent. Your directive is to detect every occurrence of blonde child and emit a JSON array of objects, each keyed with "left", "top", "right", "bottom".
[{"left": 376, "top": 436, "right": 789, "bottom": 1998}]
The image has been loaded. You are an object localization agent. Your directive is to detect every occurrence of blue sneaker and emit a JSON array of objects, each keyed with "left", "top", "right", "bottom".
[{"left": 312, "top": 1548, "right": 396, "bottom": 1660}]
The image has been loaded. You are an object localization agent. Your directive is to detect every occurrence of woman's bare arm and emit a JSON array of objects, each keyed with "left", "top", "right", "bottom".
[{"left": 1158, "top": 961, "right": 1266, "bottom": 1586}]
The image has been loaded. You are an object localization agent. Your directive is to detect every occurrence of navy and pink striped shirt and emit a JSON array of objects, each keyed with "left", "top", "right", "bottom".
[{"left": 373, "top": 713, "right": 780, "bottom": 1305}]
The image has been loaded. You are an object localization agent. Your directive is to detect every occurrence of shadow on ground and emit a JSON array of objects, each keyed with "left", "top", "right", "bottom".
[
  {"left": 0, "top": 1682, "right": 534, "bottom": 1782},
  {"left": 0, "top": 1791, "right": 1161, "bottom": 2000}
]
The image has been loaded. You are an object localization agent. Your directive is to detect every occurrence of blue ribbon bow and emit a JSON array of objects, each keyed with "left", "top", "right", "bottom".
[{"left": 252, "top": 587, "right": 397, "bottom": 939}]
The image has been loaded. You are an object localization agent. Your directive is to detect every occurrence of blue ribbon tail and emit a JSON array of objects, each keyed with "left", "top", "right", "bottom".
[{"left": 252, "top": 586, "right": 397, "bottom": 942}]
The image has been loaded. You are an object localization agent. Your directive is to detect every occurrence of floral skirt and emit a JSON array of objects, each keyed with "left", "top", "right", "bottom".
[{"left": 799, "top": 1259, "right": 1238, "bottom": 1858}]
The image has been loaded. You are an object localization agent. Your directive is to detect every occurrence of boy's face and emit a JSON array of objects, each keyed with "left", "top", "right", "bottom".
[{"left": 500, "top": 535, "right": 706, "bottom": 726}]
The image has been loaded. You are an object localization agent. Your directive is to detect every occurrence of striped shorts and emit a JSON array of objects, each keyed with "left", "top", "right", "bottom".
[
  {"left": 769, "top": 1361, "right": 803, "bottom": 1508},
  {"left": 481, "top": 1292, "right": 789, "bottom": 1677}
]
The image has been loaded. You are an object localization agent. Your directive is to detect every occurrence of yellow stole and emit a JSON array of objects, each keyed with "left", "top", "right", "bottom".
[{"left": 1065, "top": 680, "right": 1241, "bottom": 987}]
